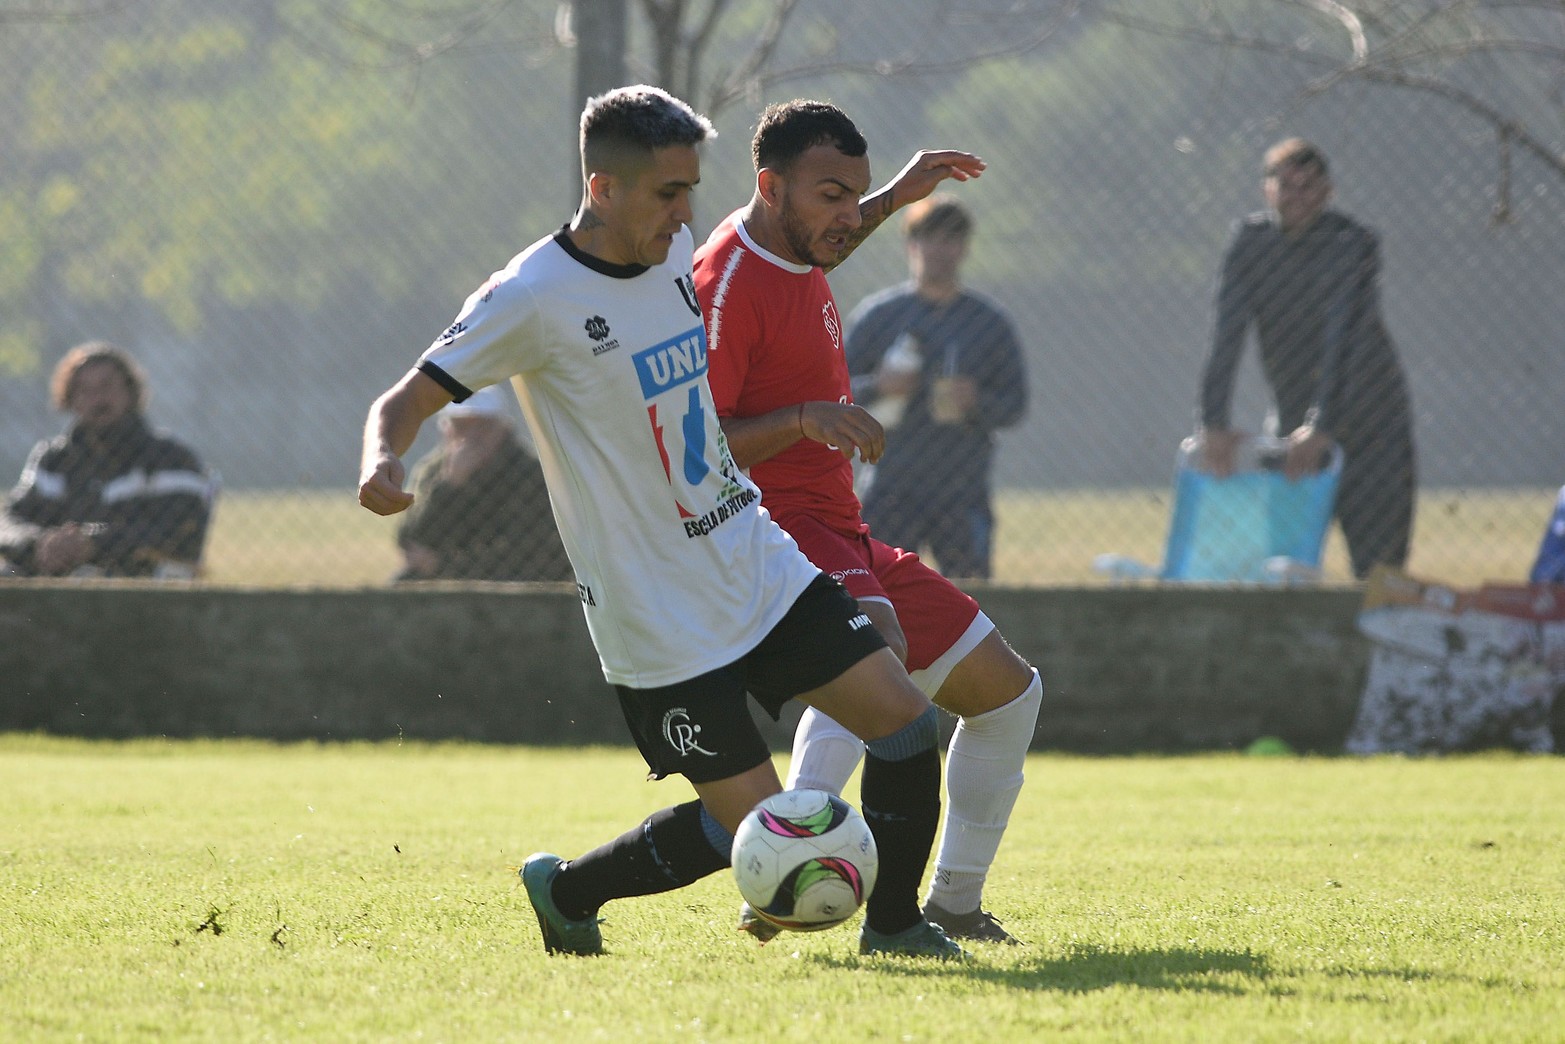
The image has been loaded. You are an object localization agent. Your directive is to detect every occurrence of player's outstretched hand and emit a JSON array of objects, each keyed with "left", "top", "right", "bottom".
[
  {"left": 359, "top": 456, "right": 415, "bottom": 516},
  {"left": 801, "top": 401, "right": 886, "bottom": 464},
  {"left": 889, "top": 150, "right": 986, "bottom": 210}
]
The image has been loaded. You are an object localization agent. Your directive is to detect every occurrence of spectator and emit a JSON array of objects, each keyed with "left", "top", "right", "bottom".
[
  {"left": 1197, "top": 138, "right": 1416, "bottom": 579},
  {"left": 846, "top": 195, "right": 1028, "bottom": 580},
  {"left": 0, "top": 341, "right": 213, "bottom": 579},
  {"left": 395, "top": 384, "right": 571, "bottom": 582}
]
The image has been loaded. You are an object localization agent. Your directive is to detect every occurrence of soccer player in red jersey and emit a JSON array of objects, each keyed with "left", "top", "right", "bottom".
[{"left": 695, "top": 100, "right": 1044, "bottom": 944}]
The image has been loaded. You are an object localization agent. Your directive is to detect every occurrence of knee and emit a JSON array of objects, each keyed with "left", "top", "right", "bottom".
[{"left": 937, "top": 638, "right": 1036, "bottom": 717}]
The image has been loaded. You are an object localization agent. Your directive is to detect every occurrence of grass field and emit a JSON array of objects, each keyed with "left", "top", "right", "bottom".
[
  {"left": 202, "top": 486, "right": 1555, "bottom": 589},
  {"left": 4, "top": 737, "right": 1562, "bottom": 1042}
]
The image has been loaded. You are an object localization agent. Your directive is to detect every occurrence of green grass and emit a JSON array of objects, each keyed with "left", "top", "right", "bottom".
[
  {"left": 993, "top": 486, "right": 1550, "bottom": 588},
  {"left": 202, "top": 486, "right": 1555, "bottom": 588},
  {"left": 3, "top": 737, "right": 1563, "bottom": 1041}
]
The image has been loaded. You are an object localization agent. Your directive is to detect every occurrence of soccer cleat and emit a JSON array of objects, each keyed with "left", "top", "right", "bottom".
[
  {"left": 736, "top": 901, "right": 784, "bottom": 945},
  {"left": 520, "top": 853, "right": 603, "bottom": 957},
  {"left": 858, "top": 918, "right": 967, "bottom": 960},
  {"left": 922, "top": 902, "right": 1022, "bottom": 945}
]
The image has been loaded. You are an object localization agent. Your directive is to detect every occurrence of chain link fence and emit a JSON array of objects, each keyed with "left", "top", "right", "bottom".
[{"left": 1, "top": 0, "right": 1561, "bottom": 589}]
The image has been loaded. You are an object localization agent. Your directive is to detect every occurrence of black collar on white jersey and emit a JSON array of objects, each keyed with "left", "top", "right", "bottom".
[{"left": 554, "top": 226, "right": 652, "bottom": 279}]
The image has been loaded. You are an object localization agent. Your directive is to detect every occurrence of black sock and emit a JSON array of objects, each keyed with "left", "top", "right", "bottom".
[
  {"left": 859, "top": 746, "right": 941, "bottom": 935},
  {"left": 551, "top": 800, "right": 729, "bottom": 921}
]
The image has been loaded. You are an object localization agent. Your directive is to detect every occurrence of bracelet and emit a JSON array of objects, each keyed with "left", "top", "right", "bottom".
[{"left": 797, "top": 402, "right": 806, "bottom": 437}]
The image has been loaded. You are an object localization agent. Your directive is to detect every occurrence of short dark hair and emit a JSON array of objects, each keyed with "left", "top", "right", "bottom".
[
  {"left": 51, "top": 340, "right": 147, "bottom": 412},
  {"left": 579, "top": 85, "right": 716, "bottom": 178},
  {"left": 751, "top": 100, "right": 868, "bottom": 174},
  {"left": 1263, "top": 138, "right": 1329, "bottom": 179},
  {"left": 902, "top": 195, "right": 973, "bottom": 240}
]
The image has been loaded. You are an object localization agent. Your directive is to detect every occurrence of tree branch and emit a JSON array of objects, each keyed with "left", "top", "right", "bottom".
[{"left": 1098, "top": 1, "right": 1565, "bottom": 191}]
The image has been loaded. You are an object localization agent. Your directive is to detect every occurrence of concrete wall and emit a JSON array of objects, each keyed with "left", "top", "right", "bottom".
[{"left": 0, "top": 582, "right": 1370, "bottom": 753}]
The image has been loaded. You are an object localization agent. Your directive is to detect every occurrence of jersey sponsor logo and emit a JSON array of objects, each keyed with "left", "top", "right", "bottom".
[
  {"left": 632, "top": 327, "right": 707, "bottom": 399},
  {"left": 585, "top": 314, "right": 620, "bottom": 356},
  {"left": 662, "top": 708, "right": 718, "bottom": 758},
  {"left": 435, "top": 320, "right": 467, "bottom": 346},
  {"left": 822, "top": 300, "right": 842, "bottom": 352},
  {"left": 577, "top": 582, "right": 596, "bottom": 607},
  {"left": 635, "top": 325, "right": 749, "bottom": 527},
  {"left": 649, "top": 386, "right": 712, "bottom": 492},
  {"left": 682, "top": 486, "right": 757, "bottom": 539}
]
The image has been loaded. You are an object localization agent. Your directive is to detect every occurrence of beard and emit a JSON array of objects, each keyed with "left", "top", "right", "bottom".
[{"left": 778, "top": 194, "right": 832, "bottom": 268}]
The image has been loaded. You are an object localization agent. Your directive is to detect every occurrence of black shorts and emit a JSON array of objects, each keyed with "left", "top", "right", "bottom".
[{"left": 615, "top": 575, "right": 888, "bottom": 784}]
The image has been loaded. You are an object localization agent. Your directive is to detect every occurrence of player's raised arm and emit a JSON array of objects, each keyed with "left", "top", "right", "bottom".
[
  {"left": 828, "top": 150, "right": 986, "bottom": 272},
  {"left": 358, "top": 368, "right": 455, "bottom": 516}
]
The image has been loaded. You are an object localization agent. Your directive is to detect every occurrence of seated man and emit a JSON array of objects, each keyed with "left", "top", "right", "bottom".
[
  {"left": 0, "top": 341, "right": 214, "bottom": 579},
  {"left": 395, "top": 384, "right": 572, "bottom": 582}
]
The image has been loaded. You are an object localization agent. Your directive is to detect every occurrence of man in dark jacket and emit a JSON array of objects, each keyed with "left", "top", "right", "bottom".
[
  {"left": 394, "top": 384, "right": 571, "bottom": 582},
  {"left": 846, "top": 195, "right": 1028, "bottom": 580},
  {"left": 1, "top": 341, "right": 213, "bottom": 578},
  {"left": 1198, "top": 138, "right": 1416, "bottom": 578}
]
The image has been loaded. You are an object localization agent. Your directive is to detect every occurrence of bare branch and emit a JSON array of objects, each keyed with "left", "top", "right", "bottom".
[
  {"left": 704, "top": 0, "right": 1080, "bottom": 117},
  {"left": 1097, "top": 1, "right": 1565, "bottom": 214},
  {"left": 703, "top": 0, "right": 802, "bottom": 114},
  {"left": 1294, "top": 0, "right": 1368, "bottom": 61},
  {"left": 275, "top": 0, "right": 533, "bottom": 74}
]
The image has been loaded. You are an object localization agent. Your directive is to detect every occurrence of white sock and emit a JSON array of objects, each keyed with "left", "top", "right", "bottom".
[
  {"left": 926, "top": 668, "right": 1043, "bottom": 914},
  {"left": 785, "top": 706, "right": 865, "bottom": 795}
]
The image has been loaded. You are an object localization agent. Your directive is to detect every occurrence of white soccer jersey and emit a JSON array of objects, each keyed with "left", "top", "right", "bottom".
[{"left": 418, "top": 226, "right": 820, "bottom": 688}]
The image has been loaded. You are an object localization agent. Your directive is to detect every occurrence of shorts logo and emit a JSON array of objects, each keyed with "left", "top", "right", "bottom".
[
  {"left": 662, "top": 708, "right": 718, "bottom": 758},
  {"left": 848, "top": 613, "right": 872, "bottom": 631}
]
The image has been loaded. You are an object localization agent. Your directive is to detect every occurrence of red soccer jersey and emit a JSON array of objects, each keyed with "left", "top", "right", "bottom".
[{"left": 694, "top": 211, "right": 865, "bottom": 535}]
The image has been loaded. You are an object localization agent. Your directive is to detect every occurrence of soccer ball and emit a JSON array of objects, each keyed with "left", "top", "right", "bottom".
[{"left": 731, "top": 789, "right": 879, "bottom": 933}]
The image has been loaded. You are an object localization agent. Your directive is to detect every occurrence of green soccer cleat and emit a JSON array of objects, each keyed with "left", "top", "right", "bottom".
[
  {"left": 922, "top": 902, "right": 1022, "bottom": 945},
  {"left": 736, "top": 901, "right": 783, "bottom": 945},
  {"left": 858, "top": 918, "right": 968, "bottom": 960},
  {"left": 520, "top": 853, "right": 603, "bottom": 957}
]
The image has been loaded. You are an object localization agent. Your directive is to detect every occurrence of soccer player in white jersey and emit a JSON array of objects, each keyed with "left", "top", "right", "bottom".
[{"left": 359, "top": 85, "right": 962, "bottom": 959}]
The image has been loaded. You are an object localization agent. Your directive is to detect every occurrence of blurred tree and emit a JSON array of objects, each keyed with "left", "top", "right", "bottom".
[
  {"left": 0, "top": 1, "right": 568, "bottom": 381},
  {"left": 291, "top": 0, "right": 1083, "bottom": 116},
  {"left": 1096, "top": 0, "right": 1565, "bottom": 220}
]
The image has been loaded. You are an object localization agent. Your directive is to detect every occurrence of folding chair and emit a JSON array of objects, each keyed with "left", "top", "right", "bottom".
[{"left": 1159, "top": 435, "right": 1341, "bottom": 582}]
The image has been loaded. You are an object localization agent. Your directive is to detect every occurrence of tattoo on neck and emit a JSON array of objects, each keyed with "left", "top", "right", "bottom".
[{"left": 576, "top": 209, "right": 606, "bottom": 232}]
